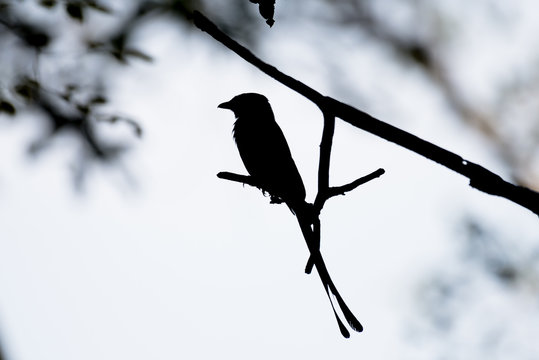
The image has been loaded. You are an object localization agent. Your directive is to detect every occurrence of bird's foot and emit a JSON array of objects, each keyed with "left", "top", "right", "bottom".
[{"left": 269, "top": 195, "right": 284, "bottom": 204}]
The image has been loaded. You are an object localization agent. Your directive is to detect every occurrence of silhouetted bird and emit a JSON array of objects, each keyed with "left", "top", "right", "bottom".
[
  {"left": 218, "top": 93, "right": 363, "bottom": 337},
  {"left": 218, "top": 93, "right": 306, "bottom": 210}
]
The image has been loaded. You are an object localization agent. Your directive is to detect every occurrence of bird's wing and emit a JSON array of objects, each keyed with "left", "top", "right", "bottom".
[{"left": 234, "top": 118, "right": 306, "bottom": 204}]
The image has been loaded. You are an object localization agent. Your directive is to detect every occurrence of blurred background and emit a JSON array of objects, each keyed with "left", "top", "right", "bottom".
[{"left": 1, "top": 1, "right": 538, "bottom": 359}]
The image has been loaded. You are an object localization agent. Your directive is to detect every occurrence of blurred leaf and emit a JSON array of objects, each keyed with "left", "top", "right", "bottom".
[
  {"left": 77, "top": 103, "right": 90, "bottom": 114},
  {"left": 90, "top": 95, "right": 107, "bottom": 105},
  {"left": 87, "top": 0, "right": 111, "bottom": 13},
  {"left": 27, "top": 138, "right": 48, "bottom": 156},
  {"left": 405, "top": 43, "right": 431, "bottom": 68},
  {"left": 0, "top": 100, "right": 16, "bottom": 115},
  {"left": 97, "top": 115, "right": 143, "bottom": 138},
  {"left": 110, "top": 33, "right": 128, "bottom": 62},
  {"left": 39, "top": 0, "right": 57, "bottom": 8},
  {"left": 123, "top": 48, "right": 153, "bottom": 62},
  {"left": 134, "top": 123, "right": 143, "bottom": 138},
  {"left": 87, "top": 40, "right": 105, "bottom": 50},
  {"left": 17, "top": 24, "right": 50, "bottom": 48},
  {"left": 494, "top": 265, "right": 518, "bottom": 284},
  {"left": 14, "top": 78, "right": 40, "bottom": 101},
  {"left": 66, "top": 2, "right": 84, "bottom": 22},
  {"left": 61, "top": 84, "right": 78, "bottom": 101},
  {"left": 124, "top": 118, "right": 144, "bottom": 138}
]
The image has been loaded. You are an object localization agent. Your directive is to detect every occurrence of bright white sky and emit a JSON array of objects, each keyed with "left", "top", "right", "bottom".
[{"left": 0, "top": 2, "right": 538, "bottom": 360}]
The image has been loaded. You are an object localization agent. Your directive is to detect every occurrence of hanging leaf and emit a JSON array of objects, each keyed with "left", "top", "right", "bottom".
[{"left": 249, "top": 0, "right": 276, "bottom": 27}]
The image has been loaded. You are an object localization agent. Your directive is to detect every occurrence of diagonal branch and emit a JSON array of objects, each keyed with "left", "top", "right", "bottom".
[
  {"left": 193, "top": 10, "right": 539, "bottom": 217},
  {"left": 193, "top": 11, "right": 325, "bottom": 105}
]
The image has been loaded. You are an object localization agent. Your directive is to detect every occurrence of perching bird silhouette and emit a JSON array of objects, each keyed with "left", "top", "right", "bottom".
[
  {"left": 218, "top": 93, "right": 306, "bottom": 211},
  {"left": 218, "top": 93, "right": 363, "bottom": 337}
]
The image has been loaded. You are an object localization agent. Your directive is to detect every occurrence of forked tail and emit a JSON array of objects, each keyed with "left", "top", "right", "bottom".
[{"left": 294, "top": 209, "right": 363, "bottom": 337}]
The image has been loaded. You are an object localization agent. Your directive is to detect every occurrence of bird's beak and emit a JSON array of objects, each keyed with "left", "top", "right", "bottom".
[{"left": 218, "top": 101, "right": 232, "bottom": 110}]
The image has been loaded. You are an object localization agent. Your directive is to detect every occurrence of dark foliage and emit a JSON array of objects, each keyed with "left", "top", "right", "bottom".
[
  {"left": 0, "top": 99, "right": 16, "bottom": 115},
  {"left": 0, "top": 0, "right": 262, "bottom": 187}
]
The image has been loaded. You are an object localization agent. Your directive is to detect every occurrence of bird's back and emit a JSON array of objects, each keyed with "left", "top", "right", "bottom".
[{"left": 233, "top": 110, "right": 306, "bottom": 206}]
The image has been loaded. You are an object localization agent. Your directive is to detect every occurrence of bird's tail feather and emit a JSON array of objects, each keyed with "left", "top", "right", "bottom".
[
  {"left": 295, "top": 211, "right": 363, "bottom": 336},
  {"left": 305, "top": 255, "right": 315, "bottom": 274}
]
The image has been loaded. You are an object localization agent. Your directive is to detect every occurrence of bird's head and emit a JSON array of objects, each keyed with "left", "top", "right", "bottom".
[{"left": 218, "top": 93, "right": 270, "bottom": 118}]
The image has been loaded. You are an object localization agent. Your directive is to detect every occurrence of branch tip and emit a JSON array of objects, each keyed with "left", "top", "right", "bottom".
[{"left": 328, "top": 168, "right": 385, "bottom": 199}]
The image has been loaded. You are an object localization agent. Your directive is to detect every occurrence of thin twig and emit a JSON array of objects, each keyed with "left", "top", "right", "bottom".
[
  {"left": 326, "top": 168, "right": 385, "bottom": 200},
  {"left": 303, "top": 110, "right": 336, "bottom": 274},
  {"left": 317, "top": 111, "right": 335, "bottom": 193}
]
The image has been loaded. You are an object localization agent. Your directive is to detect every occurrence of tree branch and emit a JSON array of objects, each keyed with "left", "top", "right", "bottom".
[
  {"left": 193, "top": 10, "right": 539, "bottom": 217},
  {"left": 192, "top": 11, "right": 325, "bottom": 105},
  {"left": 327, "top": 168, "right": 386, "bottom": 200},
  {"left": 317, "top": 111, "right": 335, "bottom": 193},
  {"left": 302, "top": 111, "right": 337, "bottom": 274}
]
